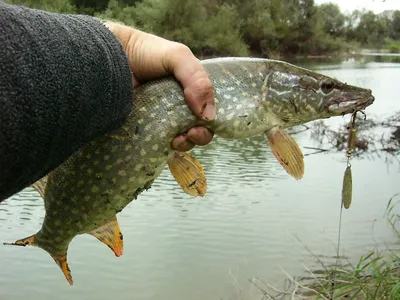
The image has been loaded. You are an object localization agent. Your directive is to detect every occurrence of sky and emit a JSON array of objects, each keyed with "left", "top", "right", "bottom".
[{"left": 314, "top": 0, "right": 400, "bottom": 14}]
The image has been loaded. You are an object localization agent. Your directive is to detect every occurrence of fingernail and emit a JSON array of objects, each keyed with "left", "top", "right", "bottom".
[
  {"left": 193, "top": 130, "right": 205, "bottom": 141},
  {"left": 176, "top": 141, "right": 185, "bottom": 149},
  {"left": 202, "top": 104, "right": 216, "bottom": 121},
  {"left": 195, "top": 130, "right": 205, "bottom": 138}
]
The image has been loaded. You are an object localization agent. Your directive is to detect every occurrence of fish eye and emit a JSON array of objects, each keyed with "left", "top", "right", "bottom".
[{"left": 321, "top": 80, "right": 335, "bottom": 94}]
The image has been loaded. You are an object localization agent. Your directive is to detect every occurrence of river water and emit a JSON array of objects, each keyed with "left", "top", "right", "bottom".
[{"left": 1, "top": 60, "right": 399, "bottom": 300}]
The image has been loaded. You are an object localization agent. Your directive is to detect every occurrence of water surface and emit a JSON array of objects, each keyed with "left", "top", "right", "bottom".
[{"left": 1, "top": 60, "right": 399, "bottom": 300}]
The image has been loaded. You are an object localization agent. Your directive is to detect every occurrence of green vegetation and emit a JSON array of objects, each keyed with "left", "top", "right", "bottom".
[
  {"left": 5, "top": 0, "right": 400, "bottom": 59},
  {"left": 287, "top": 115, "right": 399, "bottom": 299},
  {"left": 385, "top": 38, "right": 400, "bottom": 53},
  {"left": 303, "top": 195, "right": 400, "bottom": 300},
  {"left": 248, "top": 195, "right": 400, "bottom": 299},
  {"left": 307, "top": 198, "right": 399, "bottom": 300},
  {"left": 6, "top": 0, "right": 77, "bottom": 13}
]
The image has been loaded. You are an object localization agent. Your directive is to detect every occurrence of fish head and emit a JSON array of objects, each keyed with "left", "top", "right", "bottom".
[{"left": 261, "top": 61, "right": 375, "bottom": 127}]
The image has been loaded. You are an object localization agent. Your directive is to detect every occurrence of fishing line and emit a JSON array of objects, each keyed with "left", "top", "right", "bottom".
[
  {"left": 330, "top": 111, "right": 365, "bottom": 299},
  {"left": 331, "top": 192, "right": 345, "bottom": 300}
]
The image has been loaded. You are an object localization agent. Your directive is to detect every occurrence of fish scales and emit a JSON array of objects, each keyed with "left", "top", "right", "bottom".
[
  {"left": 44, "top": 60, "right": 272, "bottom": 235},
  {"left": 5, "top": 58, "right": 375, "bottom": 284}
]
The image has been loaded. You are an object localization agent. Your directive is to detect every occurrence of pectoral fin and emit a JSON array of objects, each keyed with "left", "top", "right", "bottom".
[
  {"left": 4, "top": 234, "right": 73, "bottom": 285},
  {"left": 168, "top": 151, "right": 207, "bottom": 197},
  {"left": 88, "top": 217, "right": 123, "bottom": 257},
  {"left": 266, "top": 128, "right": 304, "bottom": 180}
]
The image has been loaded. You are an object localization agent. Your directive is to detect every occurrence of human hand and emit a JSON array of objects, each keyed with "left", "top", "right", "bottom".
[{"left": 104, "top": 21, "right": 215, "bottom": 151}]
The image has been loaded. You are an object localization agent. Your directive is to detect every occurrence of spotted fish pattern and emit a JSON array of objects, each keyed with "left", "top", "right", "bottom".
[{"left": 5, "top": 58, "right": 374, "bottom": 285}]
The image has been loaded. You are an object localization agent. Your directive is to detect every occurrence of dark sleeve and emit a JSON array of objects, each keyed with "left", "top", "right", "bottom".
[{"left": 0, "top": 2, "right": 134, "bottom": 201}]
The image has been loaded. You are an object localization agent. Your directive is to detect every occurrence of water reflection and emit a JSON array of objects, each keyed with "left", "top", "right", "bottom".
[
  {"left": 191, "top": 136, "right": 285, "bottom": 185},
  {"left": 147, "top": 135, "right": 284, "bottom": 215},
  {"left": 300, "top": 57, "right": 400, "bottom": 71},
  {"left": 0, "top": 188, "right": 43, "bottom": 222},
  {"left": 306, "top": 110, "right": 400, "bottom": 167}
]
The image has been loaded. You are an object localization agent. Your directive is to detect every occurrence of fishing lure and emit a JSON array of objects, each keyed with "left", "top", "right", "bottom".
[{"left": 342, "top": 110, "right": 365, "bottom": 209}]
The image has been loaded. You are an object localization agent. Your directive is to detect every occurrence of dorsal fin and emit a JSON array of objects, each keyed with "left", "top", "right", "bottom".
[
  {"left": 88, "top": 216, "right": 123, "bottom": 257},
  {"left": 167, "top": 151, "right": 207, "bottom": 197},
  {"left": 31, "top": 175, "right": 48, "bottom": 198},
  {"left": 4, "top": 234, "right": 73, "bottom": 285},
  {"left": 265, "top": 128, "right": 304, "bottom": 180}
]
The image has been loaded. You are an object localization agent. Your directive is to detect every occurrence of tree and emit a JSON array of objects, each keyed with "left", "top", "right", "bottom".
[
  {"left": 70, "top": 0, "right": 108, "bottom": 14},
  {"left": 389, "top": 10, "right": 400, "bottom": 40},
  {"left": 111, "top": 0, "right": 249, "bottom": 56},
  {"left": 6, "top": 0, "right": 398, "bottom": 58},
  {"left": 5, "top": 0, "right": 76, "bottom": 13},
  {"left": 279, "top": 0, "right": 319, "bottom": 55},
  {"left": 70, "top": 0, "right": 142, "bottom": 15},
  {"left": 356, "top": 10, "right": 387, "bottom": 47},
  {"left": 317, "top": 3, "right": 345, "bottom": 38}
]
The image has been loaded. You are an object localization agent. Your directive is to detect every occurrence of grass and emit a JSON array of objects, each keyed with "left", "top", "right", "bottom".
[
  {"left": 385, "top": 38, "right": 400, "bottom": 54},
  {"left": 246, "top": 195, "right": 400, "bottom": 300}
]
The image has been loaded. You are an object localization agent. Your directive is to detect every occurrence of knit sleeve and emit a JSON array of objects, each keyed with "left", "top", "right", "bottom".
[{"left": 0, "top": 2, "right": 134, "bottom": 201}]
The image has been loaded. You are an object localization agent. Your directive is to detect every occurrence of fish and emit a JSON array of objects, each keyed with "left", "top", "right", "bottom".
[{"left": 4, "top": 57, "right": 375, "bottom": 285}]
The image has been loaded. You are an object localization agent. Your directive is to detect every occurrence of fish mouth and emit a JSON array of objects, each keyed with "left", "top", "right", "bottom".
[{"left": 327, "top": 93, "right": 375, "bottom": 115}]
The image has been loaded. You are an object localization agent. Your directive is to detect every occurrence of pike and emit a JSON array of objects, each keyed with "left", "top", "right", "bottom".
[{"left": 4, "top": 58, "right": 374, "bottom": 285}]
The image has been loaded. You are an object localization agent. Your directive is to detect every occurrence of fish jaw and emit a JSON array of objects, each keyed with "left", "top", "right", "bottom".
[{"left": 326, "top": 88, "right": 374, "bottom": 115}]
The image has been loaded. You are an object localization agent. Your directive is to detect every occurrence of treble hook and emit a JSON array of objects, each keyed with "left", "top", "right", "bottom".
[
  {"left": 350, "top": 110, "right": 366, "bottom": 127},
  {"left": 346, "top": 110, "right": 365, "bottom": 158}
]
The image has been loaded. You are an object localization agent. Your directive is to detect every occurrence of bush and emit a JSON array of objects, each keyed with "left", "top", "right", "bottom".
[
  {"left": 385, "top": 39, "right": 400, "bottom": 53},
  {"left": 202, "top": 4, "right": 249, "bottom": 56},
  {"left": 101, "top": 0, "right": 248, "bottom": 56},
  {"left": 5, "top": 0, "right": 400, "bottom": 59},
  {"left": 5, "top": 0, "right": 77, "bottom": 14},
  {"left": 95, "top": 0, "right": 137, "bottom": 27}
]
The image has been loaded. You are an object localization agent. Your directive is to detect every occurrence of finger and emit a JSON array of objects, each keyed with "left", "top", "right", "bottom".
[
  {"left": 132, "top": 75, "right": 140, "bottom": 88},
  {"left": 171, "top": 135, "right": 195, "bottom": 152},
  {"left": 105, "top": 23, "right": 216, "bottom": 121},
  {"left": 103, "top": 21, "right": 131, "bottom": 49},
  {"left": 186, "top": 127, "right": 214, "bottom": 146},
  {"left": 108, "top": 24, "right": 216, "bottom": 121},
  {"left": 163, "top": 46, "right": 216, "bottom": 122}
]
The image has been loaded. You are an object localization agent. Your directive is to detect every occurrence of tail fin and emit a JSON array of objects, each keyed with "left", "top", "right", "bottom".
[{"left": 4, "top": 234, "right": 73, "bottom": 285}]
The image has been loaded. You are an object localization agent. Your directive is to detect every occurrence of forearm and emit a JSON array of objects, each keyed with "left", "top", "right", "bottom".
[{"left": 0, "top": 3, "right": 133, "bottom": 201}]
